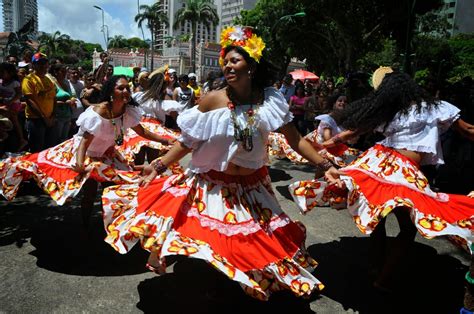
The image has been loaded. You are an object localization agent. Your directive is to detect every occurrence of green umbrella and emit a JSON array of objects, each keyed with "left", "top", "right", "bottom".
[{"left": 113, "top": 66, "right": 134, "bottom": 77}]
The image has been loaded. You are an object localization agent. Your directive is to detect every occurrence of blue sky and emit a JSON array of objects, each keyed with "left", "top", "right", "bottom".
[{"left": 1, "top": 0, "right": 156, "bottom": 49}]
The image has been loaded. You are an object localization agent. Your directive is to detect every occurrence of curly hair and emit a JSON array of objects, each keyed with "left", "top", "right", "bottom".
[
  {"left": 223, "top": 45, "right": 278, "bottom": 89},
  {"left": 334, "top": 72, "right": 436, "bottom": 134},
  {"left": 100, "top": 75, "right": 138, "bottom": 106}
]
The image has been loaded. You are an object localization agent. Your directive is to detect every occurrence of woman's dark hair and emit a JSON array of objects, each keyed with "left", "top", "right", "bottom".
[
  {"left": 100, "top": 75, "right": 138, "bottom": 106},
  {"left": 49, "top": 63, "right": 66, "bottom": 76},
  {"left": 0, "top": 62, "right": 19, "bottom": 81},
  {"left": 334, "top": 72, "right": 436, "bottom": 134},
  {"left": 142, "top": 72, "right": 167, "bottom": 102},
  {"left": 223, "top": 45, "right": 278, "bottom": 89}
]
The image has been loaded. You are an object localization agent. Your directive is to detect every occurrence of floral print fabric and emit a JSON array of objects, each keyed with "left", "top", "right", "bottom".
[{"left": 102, "top": 167, "right": 324, "bottom": 300}]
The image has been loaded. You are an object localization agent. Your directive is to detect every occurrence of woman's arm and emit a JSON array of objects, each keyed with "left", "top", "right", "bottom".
[
  {"left": 131, "top": 124, "right": 174, "bottom": 145},
  {"left": 5, "top": 85, "right": 22, "bottom": 105},
  {"left": 279, "top": 122, "right": 330, "bottom": 165},
  {"left": 140, "top": 141, "right": 192, "bottom": 187},
  {"left": 172, "top": 88, "right": 178, "bottom": 101},
  {"left": 73, "top": 131, "right": 94, "bottom": 173},
  {"left": 452, "top": 119, "right": 474, "bottom": 141},
  {"left": 321, "top": 130, "right": 357, "bottom": 148}
]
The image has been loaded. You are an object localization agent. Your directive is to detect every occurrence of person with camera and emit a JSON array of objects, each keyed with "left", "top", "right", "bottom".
[{"left": 22, "top": 52, "right": 59, "bottom": 152}]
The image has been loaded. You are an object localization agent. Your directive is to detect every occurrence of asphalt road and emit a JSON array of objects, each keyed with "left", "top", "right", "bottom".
[{"left": 0, "top": 157, "right": 469, "bottom": 314}]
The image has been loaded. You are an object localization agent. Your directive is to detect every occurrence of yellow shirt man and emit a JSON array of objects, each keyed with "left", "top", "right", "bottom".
[{"left": 22, "top": 72, "right": 56, "bottom": 119}]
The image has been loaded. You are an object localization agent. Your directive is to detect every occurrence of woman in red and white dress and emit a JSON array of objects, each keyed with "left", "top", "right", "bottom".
[
  {"left": 101, "top": 26, "right": 335, "bottom": 300},
  {"left": 0, "top": 75, "right": 174, "bottom": 227},
  {"left": 118, "top": 67, "right": 182, "bottom": 165},
  {"left": 290, "top": 71, "right": 474, "bottom": 292},
  {"left": 268, "top": 94, "right": 360, "bottom": 171}
]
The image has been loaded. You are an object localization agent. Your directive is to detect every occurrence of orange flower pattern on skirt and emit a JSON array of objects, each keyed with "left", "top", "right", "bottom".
[
  {"left": 267, "top": 131, "right": 360, "bottom": 168},
  {"left": 0, "top": 136, "right": 178, "bottom": 205},
  {"left": 289, "top": 144, "right": 474, "bottom": 252},
  {"left": 117, "top": 118, "right": 180, "bottom": 163},
  {"left": 102, "top": 168, "right": 324, "bottom": 300}
]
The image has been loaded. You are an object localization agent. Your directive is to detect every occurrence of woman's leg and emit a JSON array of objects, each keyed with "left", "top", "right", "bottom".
[
  {"left": 369, "top": 217, "right": 387, "bottom": 280},
  {"left": 374, "top": 207, "right": 417, "bottom": 290},
  {"left": 80, "top": 179, "right": 98, "bottom": 228},
  {"left": 9, "top": 111, "right": 28, "bottom": 151}
]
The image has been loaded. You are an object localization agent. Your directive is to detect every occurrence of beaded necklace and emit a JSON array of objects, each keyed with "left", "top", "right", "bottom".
[
  {"left": 226, "top": 87, "right": 262, "bottom": 152},
  {"left": 107, "top": 106, "right": 124, "bottom": 146}
]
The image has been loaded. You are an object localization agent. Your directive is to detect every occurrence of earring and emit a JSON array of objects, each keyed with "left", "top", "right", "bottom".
[{"left": 248, "top": 70, "right": 253, "bottom": 78}]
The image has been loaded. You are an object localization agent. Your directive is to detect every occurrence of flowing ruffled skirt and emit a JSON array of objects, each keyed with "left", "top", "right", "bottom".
[
  {"left": 102, "top": 167, "right": 324, "bottom": 300},
  {"left": 117, "top": 118, "right": 180, "bottom": 162},
  {"left": 289, "top": 144, "right": 474, "bottom": 252},
  {"left": 267, "top": 131, "right": 360, "bottom": 167},
  {"left": 0, "top": 137, "right": 141, "bottom": 205}
]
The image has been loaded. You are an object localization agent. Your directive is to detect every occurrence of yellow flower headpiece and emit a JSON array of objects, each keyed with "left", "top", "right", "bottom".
[{"left": 219, "top": 26, "right": 265, "bottom": 67}]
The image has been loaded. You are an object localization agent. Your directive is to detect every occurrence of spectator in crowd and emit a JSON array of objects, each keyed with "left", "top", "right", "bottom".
[
  {"left": 80, "top": 73, "right": 102, "bottom": 109},
  {"left": 49, "top": 64, "right": 74, "bottom": 144},
  {"left": 289, "top": 85, "right": 307, "bottom": 134},
  {"left": 18, "top": 50, "right": 33, "bottom": 70},
  {"left": 187, "top": 73, "right": 201, "bottom": 101},
  {"left": 279, "top": 73, "right": 295, "bottom": 103},
  {"left": 93, "top": 52, "right": 111, "bottom": 83},
  {"left": 5, "top": 55, "right": 17, "bottom": 66},
  {"left": 0, "top": 62, "right": 27, "bottom": 151},
  {"left": 173, "top": 74, "right": 194, "bottom": 111},
  {"left": 68, "top": 67, "right": 85, "bottom": 135},
  {"left": 22, "top": 52, "right": 58, "bottom": 152}
]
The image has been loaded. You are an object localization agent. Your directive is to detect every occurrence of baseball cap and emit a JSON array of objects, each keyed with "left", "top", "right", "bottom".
[
  {"left": 168, "top": 68, "right": 176, "bottom": 74},
  {"left": 188, "top": 73, "right": 197, "bottom": 79},
  {"left": 32, "top": 52, "right": 48, "bottom": 63}
]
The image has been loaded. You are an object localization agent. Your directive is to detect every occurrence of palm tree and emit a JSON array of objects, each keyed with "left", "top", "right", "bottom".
[
  {"left": 135, "top": 3, "right": 169, "bottom": 71},
  {"left": 38, "top": 31, "right": 70, "bottom": 57},
  {"left": 174, "top": 0, "right": 219, "bottom": 73},
  {"left": 108, "top": 35, "right": 128, "bottom": 48}
]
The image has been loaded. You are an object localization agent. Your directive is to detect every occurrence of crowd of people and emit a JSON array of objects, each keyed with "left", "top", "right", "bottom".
[{"left": 1, "top": 25, "right": 474, "bottom": 312}]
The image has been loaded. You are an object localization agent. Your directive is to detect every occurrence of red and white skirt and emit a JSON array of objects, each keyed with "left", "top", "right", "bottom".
[
  {"left": 267, "top": 131, "right": 360, "bottom": 167},
  {"left": 0, "top": 137, "right": 143, "bottom": 205},
  {"left": 102, "top": 167, "right": 324, "bottom": 300},
  {"left": 117, "top": 117, "right": 180, "bottom": 162},
  {"left": 289, "top": 144, "right": 474, "bottom": 251}
]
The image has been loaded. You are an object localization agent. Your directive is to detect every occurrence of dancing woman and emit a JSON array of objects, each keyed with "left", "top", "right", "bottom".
[
  {"left": 290, "top": 71, "right": 474, "bottom": 292},
  {"left": 101, "top": 26, "right": 335, "bottom": 300},
  {"left": 0, "top": 75, "right": 173, "bottom": 226},
  {"left": 118, "top": 67, "right": 182, "bottom": 165},
  {"left": 268, "top": 94, "right": 360, "bottom": 169}
]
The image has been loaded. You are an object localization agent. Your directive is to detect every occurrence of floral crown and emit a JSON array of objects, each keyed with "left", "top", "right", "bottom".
[{"left": 219, "top": 26, "right": 265, "bottom": 67}]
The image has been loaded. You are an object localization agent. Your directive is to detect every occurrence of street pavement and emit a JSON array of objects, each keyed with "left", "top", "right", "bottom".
[{"left": 0, "top": 156, "right": 469, "bottom": 314}]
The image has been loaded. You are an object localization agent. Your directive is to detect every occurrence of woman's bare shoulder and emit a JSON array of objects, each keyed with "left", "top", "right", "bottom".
[{"left": 197, "top": 89, "right": 228, "bottom": 113}]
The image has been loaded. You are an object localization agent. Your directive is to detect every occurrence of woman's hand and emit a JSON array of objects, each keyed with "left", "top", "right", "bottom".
[
  {"left": 138, "top": 164, "right": 158, "bottom": 188},
  {"left": 468, "top": 191, "right": 474, "bottom": 198},
  {"left": 72, "top": 162, "right": 86, "bottom": 174},
  {"left": 325, "top": 166, "right": 344, "bottom": 188}
]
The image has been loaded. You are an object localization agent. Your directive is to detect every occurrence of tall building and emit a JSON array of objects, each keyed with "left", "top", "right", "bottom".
[
  {"left": 155, "top": 0, "right": 218, "bottom": 51},
  {"left": 216, "top": 0, "right": 257, "bottom": 37},
  {"left": 441, "top": 0, "right": 474, "bottom": 35},
  {"left": 2, "top": 0, "right": 38, "bottom": 33}
]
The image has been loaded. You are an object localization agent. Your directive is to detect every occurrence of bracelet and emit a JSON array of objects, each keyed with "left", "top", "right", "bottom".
[
  {"left": 152, "top": 158, "right": 167, "bottom": 174},
  {"left": 466, "top": 271, "right": 474, "bottom": 285},
  {"left": 314, "top": 160, "right": 333, "bottom": 173}
]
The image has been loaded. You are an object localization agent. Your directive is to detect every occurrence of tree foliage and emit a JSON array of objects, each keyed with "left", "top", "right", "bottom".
[{"left": 174, "top": 0, "right": 219, "bottom": 72}]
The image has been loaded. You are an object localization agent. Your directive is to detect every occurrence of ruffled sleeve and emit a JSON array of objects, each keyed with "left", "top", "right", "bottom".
[
  {"left": 76, "top": 107, "right": 103, "bottom": 135},
  {"left": 435, "top": 100, "right": 460, "bottom": 133},
  {"left": 161, "top": 100, "right": 184, "bottom": 114},
  {"left": 124, "top": 105, "right": 143, "bottom": 129},
  {"left": 177, "top": 106, "right": 231, "bottom": 149},
  {"left": 258, "top": 87, "right": 293, "bottom": 132}
]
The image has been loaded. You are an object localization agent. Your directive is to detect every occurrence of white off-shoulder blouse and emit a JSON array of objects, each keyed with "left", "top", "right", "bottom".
[
  {"left": 376, "top": 100, "right": 460, "bottom": 165},
  {"left": 177, "top": 87, "right": 293, "bottom": 173},
  {"left": 132, "top": 92, "right": 182, "bottom": 122},
  {"left": 75, "top": 105, "right": 142, "bottom": 157}
]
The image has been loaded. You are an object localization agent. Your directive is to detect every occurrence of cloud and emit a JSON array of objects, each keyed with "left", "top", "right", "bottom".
[{"left": 37, "top": 0, "right": 155, "bottom": 49}]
